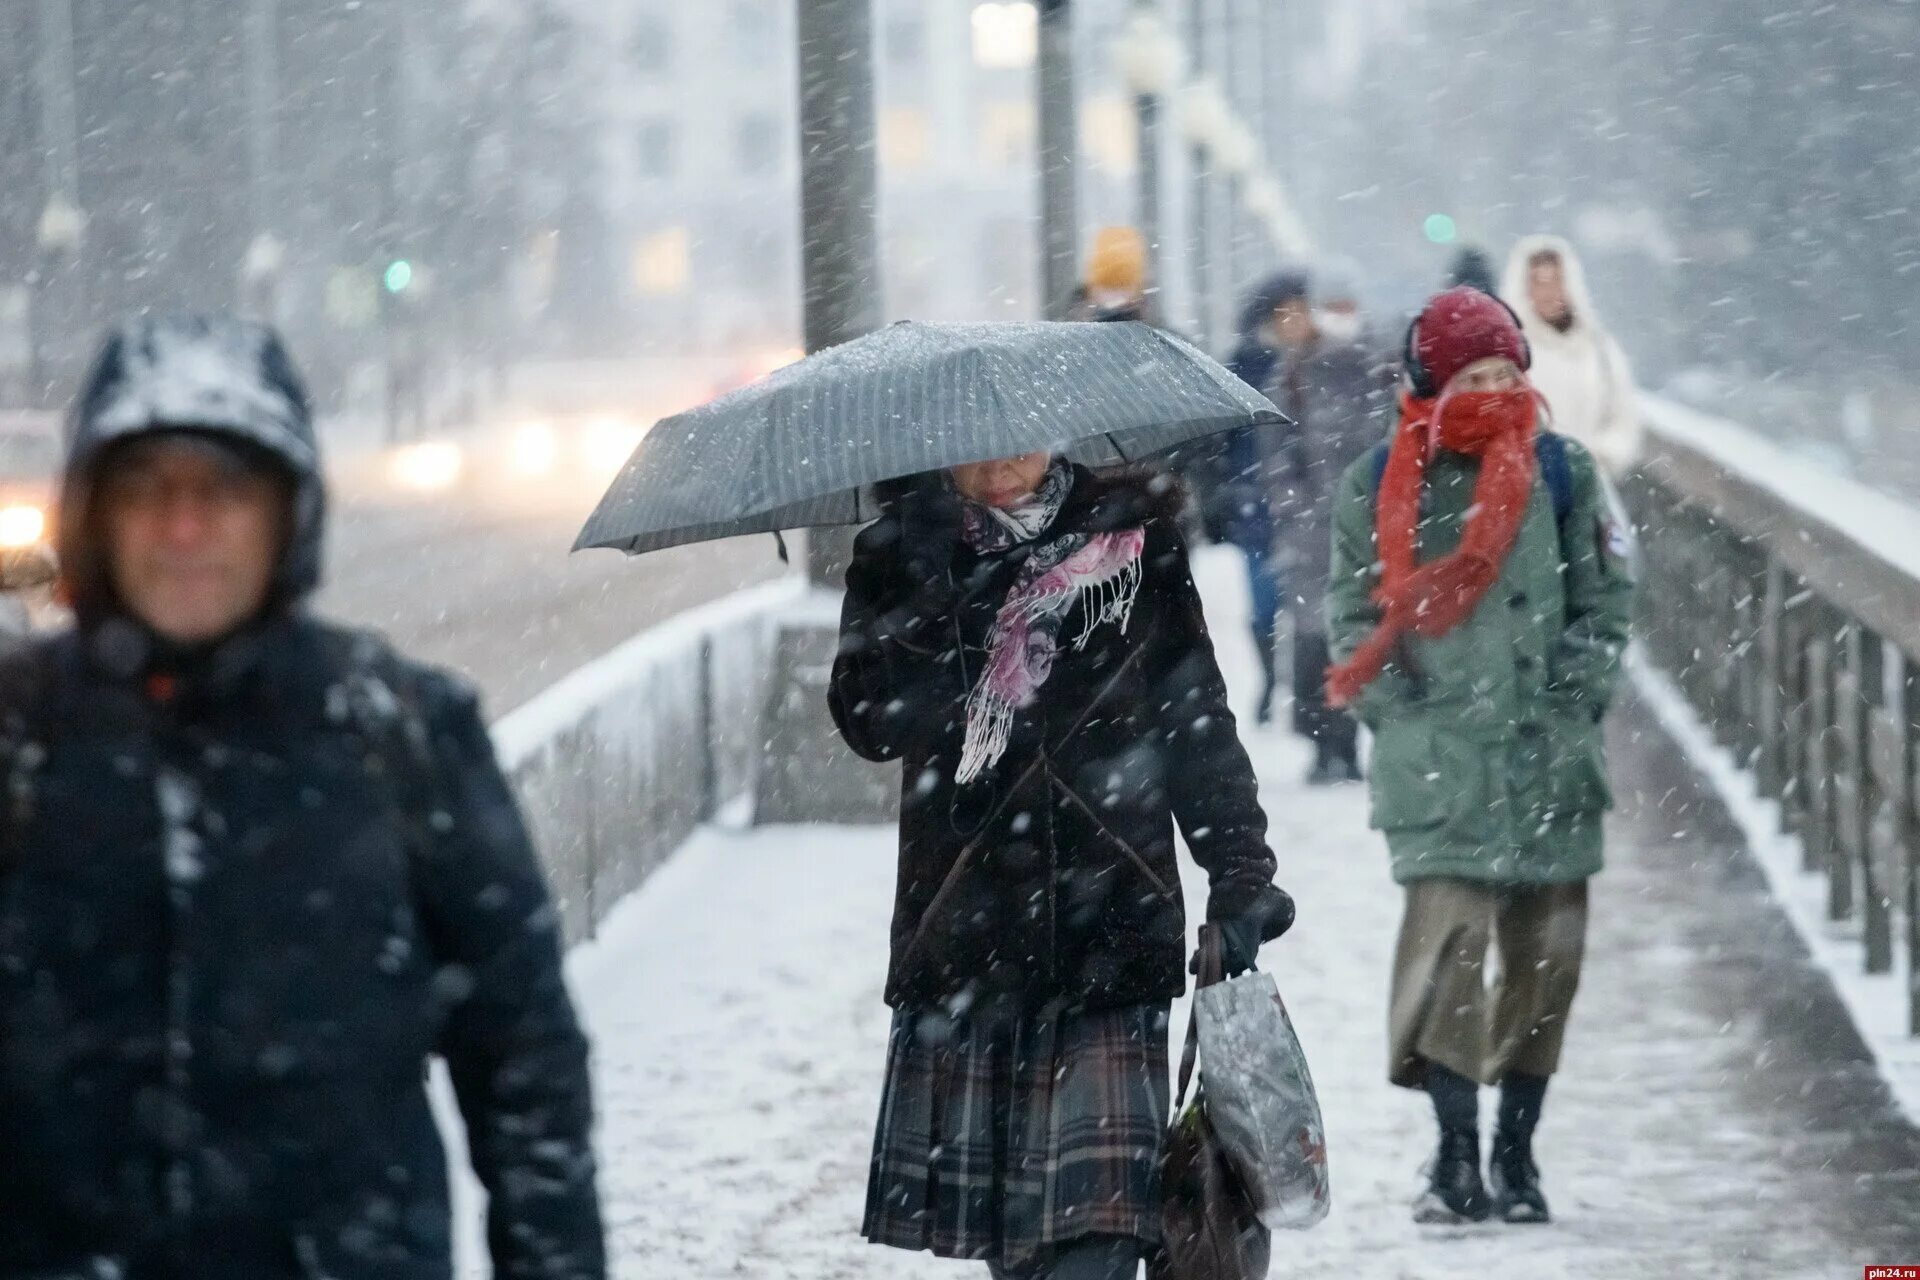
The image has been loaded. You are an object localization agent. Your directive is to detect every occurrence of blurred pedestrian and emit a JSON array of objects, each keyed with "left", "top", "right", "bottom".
[
  {"left": 1214, "top": 269, "right": 1310, "bottom": 723},
  {"left": 1081, "top": 225, "right": 1155, "bottom": 324},
  {"left": 1079, "top": 225, "right": 1220, "bottom": 551},
  {"left": 1503, "top": 235, "right": 1642, "bottom": 476},
  {"left": 1311, "top": 258, "right": 1373, "bottom": 346},
  {"left": 1446, "top": 245, "right": 1500, "bottom": 297},
  {"left": 1326, "top": 288, "right": 1632, "bottom": 1226},
  {"left": 830, "top": 451, "right": 1294, "bottom": 1280},
  {"left": 1265, "top": 267, "right": 1396, "bottom": 782},
  {"left": 0, "top": 316, "right": 606, "bottom": 1279}
]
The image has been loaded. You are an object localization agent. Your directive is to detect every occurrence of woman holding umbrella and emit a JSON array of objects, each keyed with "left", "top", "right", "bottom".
[{"left": 830, "top": 448, "right": 1295, "bottom": 1280}]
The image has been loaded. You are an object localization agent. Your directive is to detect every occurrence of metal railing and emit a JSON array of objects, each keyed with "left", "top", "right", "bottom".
[{"left": 1628, "top": 397, "right": 1920, "bottom": 1034}]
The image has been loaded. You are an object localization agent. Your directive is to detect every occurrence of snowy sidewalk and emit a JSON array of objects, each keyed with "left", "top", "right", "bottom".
[{"left": 569, "top": 549, "right": 1920, "bottom": 1279}]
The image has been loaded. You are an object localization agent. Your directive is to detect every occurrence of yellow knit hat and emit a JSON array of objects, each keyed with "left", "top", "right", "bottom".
[{"left": 1084, "top": 226, "right": 1148, "bottom": 295}]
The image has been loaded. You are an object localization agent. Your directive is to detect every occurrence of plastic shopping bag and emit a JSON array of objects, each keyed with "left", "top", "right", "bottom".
[{"left": 1191, "top": 926, "right": 1331, "bottom": 1230}]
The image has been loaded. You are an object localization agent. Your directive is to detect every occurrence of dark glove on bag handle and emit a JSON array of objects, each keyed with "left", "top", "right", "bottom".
[
  {"left": 1196, "top": 887, "right": 1295, "bottom": 981},
  {"left": 1176, "top": 924, "right": 1228, "bottom": 1108}
]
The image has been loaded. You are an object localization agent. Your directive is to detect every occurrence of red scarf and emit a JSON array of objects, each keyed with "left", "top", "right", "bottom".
[{"left": 1326, "top": 387, "right": 1539, "bottom": 707}]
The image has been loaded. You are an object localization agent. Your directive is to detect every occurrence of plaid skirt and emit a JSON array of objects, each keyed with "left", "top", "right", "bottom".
[{"left": 862, "top": 1000, "right": 1171, "bottom": 1269}]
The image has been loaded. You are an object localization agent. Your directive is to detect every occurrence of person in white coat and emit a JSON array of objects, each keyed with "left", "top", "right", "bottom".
[{"left": 1501, "top": 235, "right": 1642, "bottom": 476}]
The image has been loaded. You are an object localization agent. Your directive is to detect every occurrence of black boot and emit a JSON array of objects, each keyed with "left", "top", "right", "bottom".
[
  {"left": 1413, "top": 1065, "right": 1491, "bottom": 1224},
  {"left": 1253, "top": 628, "right": 1277, "bottom": 726},
  {"left": 1323, "top": 746, "right": 1363, "bottom": 784},
  {"left": 1491, "top": 1073, "right": 1551, "bottom": 1223},
  {"left": 1327, "top": 725, "right": 1363, "bottom": 783},
  {"left": 1306, "top": 744, "right": 1338, "bottom": 786}
]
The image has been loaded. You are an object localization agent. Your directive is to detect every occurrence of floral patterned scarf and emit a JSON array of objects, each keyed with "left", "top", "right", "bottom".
[{"left": 955, "top": 462, "right": 1146, "bottom": 784}]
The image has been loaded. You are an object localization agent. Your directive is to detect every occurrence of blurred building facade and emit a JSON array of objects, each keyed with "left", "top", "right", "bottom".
[
  {"left": 0, "top": 0, "right": 1167, "bottom": 410},
  {"left": 581, "top": 0, "right": 1150, "bottom": 355}
]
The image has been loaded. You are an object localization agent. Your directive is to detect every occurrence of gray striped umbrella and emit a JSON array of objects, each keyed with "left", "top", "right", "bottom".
[{"left": 574, "top": 319, "right": 1284, "bottom": 556}]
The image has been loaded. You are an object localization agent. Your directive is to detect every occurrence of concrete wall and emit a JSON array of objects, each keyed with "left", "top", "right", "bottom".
[{"left": 490, "top": 577, "right": 803, "bottom": 941}]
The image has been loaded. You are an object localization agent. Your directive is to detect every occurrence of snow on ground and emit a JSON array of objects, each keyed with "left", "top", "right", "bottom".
[{"left": 541, "top": 547, "right": 1906, "bottom": 1278}]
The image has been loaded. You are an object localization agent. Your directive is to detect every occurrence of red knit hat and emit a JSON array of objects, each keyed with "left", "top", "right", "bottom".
[{"left": 1408, "top": 286, "right": 1530, "bottom": 397}]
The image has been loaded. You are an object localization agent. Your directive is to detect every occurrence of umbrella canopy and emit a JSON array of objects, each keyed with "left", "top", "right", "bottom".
[{"left": 575, "top": 319, "right": 1284, "bottom": 556}]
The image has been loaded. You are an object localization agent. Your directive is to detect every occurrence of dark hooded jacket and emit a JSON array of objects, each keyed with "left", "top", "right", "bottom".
[
  {"left": 1210, "top": 275, "right": 1305, "bottom": 554},
  {"left": 828, "top": 467, "right": 1289, "bottom": 1015},
  {"left": 0, "top": 317, "right": 604, "bottom": 1279}
]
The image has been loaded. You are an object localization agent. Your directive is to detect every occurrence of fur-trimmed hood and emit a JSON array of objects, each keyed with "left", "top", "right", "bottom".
[{"left": 1502, "top": 234, "right": 1604, "bottom": 336}]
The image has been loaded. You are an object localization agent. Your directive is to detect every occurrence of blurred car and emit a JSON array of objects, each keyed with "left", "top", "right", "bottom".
[
  {"left": 0, "top": 411, "right": 61, "bottom": 639},
  {"left": 498, "top": 411, "right": 652, "bottom": 484},
  {"left": 0, "top": 413, "right": 59, "bottom": 562}
]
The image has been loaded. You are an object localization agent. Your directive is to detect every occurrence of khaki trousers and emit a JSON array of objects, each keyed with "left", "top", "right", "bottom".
[{"left": 1388, "top": 878, "right": 1589, "bottom": 1089}]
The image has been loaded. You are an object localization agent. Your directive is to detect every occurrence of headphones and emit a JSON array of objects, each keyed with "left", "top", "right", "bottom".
[{"left": 1402, "top": 293, "right": 1533, "bottom": 399}]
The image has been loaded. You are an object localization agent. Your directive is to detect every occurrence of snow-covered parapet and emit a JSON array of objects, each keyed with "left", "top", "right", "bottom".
[
  {"left": 491, "top": 577, "right": 804, "bottom": 942},
  {"left": 1632, "top": 393, "right": 1920, "bottom": 1061},
  {"left": 1640, "top": 394, "right": 1920, "bottom": 642}
]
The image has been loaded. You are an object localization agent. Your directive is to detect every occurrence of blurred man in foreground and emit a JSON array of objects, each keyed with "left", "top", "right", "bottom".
[{"left": 0, "top": 316, "right": 605, "bottom": 1279}]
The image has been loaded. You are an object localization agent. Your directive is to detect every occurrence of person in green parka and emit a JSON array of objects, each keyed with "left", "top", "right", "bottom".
[{"left": 1324, "top": 287, "right": 1633, "bottom": 1228}]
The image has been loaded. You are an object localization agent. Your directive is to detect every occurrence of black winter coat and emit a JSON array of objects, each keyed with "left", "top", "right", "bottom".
[
  {"left": 0, "top": 620, "right": 604, "bottom": 1280},
  {"left": 829, "top": 468, "right": 1287, "bottom": 1015}
]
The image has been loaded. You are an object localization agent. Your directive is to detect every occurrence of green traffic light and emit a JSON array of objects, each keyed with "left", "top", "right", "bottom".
[
  {"left": 383, "top": 260, "right": 414, "bottom": 293},
  {"left": 1423, "top": 214, "right": 1458, "bottom": 245}
]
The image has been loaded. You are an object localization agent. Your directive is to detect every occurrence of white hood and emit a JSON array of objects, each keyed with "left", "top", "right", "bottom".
[
  {"left": 1502, "top": 234, "right": 1602, "bottom": 335},
  {"left": 1499, "top": 234, "right": 1643, "bottom": 475}
]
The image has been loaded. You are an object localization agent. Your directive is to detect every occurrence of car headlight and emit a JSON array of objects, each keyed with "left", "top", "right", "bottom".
[
  {"left": 0, "top": 504, "right": 46, "bottom": 549},
  {"left": 512, "top": 422, "right": 559, "bottom": 476},
  {"left": 387, "top": 441, "right": 465, "bottom": 493}
]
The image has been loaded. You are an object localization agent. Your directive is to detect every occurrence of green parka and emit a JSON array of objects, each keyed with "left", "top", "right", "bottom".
[{"left": 1325, "top": 429, "right": 1634, "bottom": 885}]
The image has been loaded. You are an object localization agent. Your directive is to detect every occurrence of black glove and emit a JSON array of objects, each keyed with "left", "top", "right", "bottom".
[{"left": 1203, "top": 886, "right": 1297, "bottom": 978}]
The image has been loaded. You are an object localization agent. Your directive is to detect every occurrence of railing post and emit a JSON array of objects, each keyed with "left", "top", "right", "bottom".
[
  {"left": 1804, "top": 617, "right": 1837, "bottom": 887},
  {"left": 1756, "top": 560, "right": 1789, "bottom": 799},
  {"left": 1835, "top": 625, "right": 1884, "bottom": 955},
  {"left": 1861, "top": 637, "right": 1900, "bottom": 975},
  {"left": 1686, "top": 509, "right": 1715, "bottom": 713},
  {"left": 1833, "top": 623, "right": 1862, "bottom": 923},
  {"left": 1733, "top": 545, "right": 1766, "bottom": 766},
  {"left": 1706, "top": 523, "right": 1739, "bottom": 746},
  {"left": 1905, "top": 663, "right": 1920, "bottom": 1032},
  {"left": 696, "top": 635, "right": 718, "bottom": 823},
  {"left": 1783, "top": 580, "right": 1817, "bottom": 840}
]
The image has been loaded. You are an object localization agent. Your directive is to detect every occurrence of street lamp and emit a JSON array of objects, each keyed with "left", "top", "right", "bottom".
[
  {"left": 32, "top": 194, "right": 86, "bottom": 407},
  {"left": 1180, "top": 71, "right": 1229, "bottom": 349},
  {"left": 36, "top": 195, "right": 86, "bottom": 257},
  {"left": 1213, "top": 116, "right": 1259, "bottom": 178},
  {"left": 242, "top": 232, "right": 286, "bottom": 320},
  {"left": 1178, "top": 77, "right": 1231, "bottom": 151}
]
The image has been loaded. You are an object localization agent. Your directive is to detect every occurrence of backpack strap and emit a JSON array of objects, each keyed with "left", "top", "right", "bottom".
[
  {"left": 1368, "top": 435, "right": 1574, "bottom": 527},
  {"left": 1535, "top": 432, "right": 1574, "bottom": 526}
]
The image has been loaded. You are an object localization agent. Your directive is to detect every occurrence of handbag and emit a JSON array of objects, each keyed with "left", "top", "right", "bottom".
[
  {"left": 1193, "top": 930, "right": 1332, "bottom": 1231},
  {"left": 1150, "top": 926, "right": 1272, "bottom": 1280}
]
